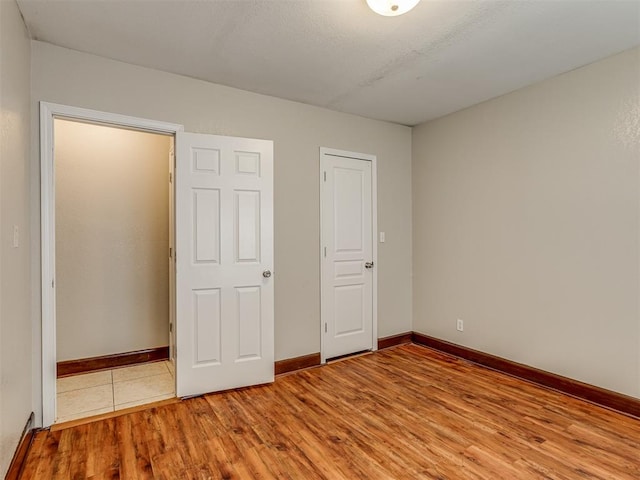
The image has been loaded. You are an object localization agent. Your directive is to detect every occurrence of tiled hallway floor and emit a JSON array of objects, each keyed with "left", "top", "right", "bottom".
[{"left": 56, "top": 361, "right": 175, "bottom": 423}]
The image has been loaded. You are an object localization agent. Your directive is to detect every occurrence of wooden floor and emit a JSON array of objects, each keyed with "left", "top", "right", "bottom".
[{"left": 22, "top": 344, "right": 640, "bottom": 479}]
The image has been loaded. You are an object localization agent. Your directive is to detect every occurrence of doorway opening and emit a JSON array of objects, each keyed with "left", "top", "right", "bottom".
[
  {"left": 40, "top": 103, "right": 184, "bottom": 427},
  {"left": 52, "top": 119, "right": 175, "bottom": 424}
]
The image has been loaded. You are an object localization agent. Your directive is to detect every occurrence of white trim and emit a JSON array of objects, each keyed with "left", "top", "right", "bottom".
[
  {"left": 319, "top": 147, "right": 378, "bottom": 364},
  {"left": 39, "top": 102, "right": 184, "bottom": 427},
  {"left": 319, "top": 152, "right": 324, "bottom": 362}
]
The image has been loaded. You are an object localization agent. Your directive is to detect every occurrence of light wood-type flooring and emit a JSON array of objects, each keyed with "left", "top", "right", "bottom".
[{"left": 22, "top": 344, "right": 640, "bottom": 479}]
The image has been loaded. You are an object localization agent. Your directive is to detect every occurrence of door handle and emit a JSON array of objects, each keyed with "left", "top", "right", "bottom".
[
  {"left": 263, "top": 270, "right": 272, "bottom": 278},
  {"left": 365, "top": 262, "right": 374, "bottom": 269}
]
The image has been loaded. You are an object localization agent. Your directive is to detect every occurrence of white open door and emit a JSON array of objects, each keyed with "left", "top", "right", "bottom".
[
  {"left": 176, "top": 132, "right": 274, "bottom": 398},
  {"left": 321, "top": 148, "right": 377, "bottom": 361}
]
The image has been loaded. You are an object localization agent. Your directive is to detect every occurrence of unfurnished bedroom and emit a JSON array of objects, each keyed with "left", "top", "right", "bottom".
[{"left": 0, "top": 0, "right": 639, "bottom": 479}]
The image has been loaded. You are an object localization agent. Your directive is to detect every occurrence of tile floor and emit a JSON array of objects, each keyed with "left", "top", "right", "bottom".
[{"left": 56, "top": 361, "right": 175, "bottom": 423}]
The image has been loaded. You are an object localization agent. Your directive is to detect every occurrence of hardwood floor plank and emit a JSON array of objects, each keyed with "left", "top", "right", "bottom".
[{"left": 22, "top": 345, "right": 640, "bottom": 479}]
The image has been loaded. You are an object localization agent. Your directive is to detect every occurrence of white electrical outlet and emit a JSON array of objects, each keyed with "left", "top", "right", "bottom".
[
  {"left": 12, "top": 226, "right": 19, "bottom": 248},
  {"left": 456, "top": 319, "right": 464, "bottom": 332},
  {"left": 379, "top": 232, "right": 385, "bottom": 243}
]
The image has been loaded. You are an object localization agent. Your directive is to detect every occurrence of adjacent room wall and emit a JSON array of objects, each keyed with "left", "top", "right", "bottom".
[
  {"left": 0, "top": 0, "right": 32, "bottom": 475},
  {"left": 412, "top": 47, "right": 640, "bottom": 398},
  {"left": 30, "top": 41, "right": 413, "bottom": 421},
  {"left": 55, "top": 120, "right": 170, "bottom": 361}
]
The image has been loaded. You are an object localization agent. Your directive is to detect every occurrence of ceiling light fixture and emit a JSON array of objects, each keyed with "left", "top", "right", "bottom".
[{"left": 366, "top": 0, "right": 421, "bottom": 16}]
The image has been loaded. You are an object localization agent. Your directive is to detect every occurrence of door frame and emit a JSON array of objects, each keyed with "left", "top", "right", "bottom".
[
  {"left": 319, "top": 147, "right": 378, "bottom": 364},
  {"left": 39, "top": 101, "right": 184, "bottom": 427}
]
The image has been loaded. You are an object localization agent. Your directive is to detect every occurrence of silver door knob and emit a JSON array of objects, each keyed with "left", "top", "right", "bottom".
[
  {"left": 263, "top": 270, "right": 272, "bottom": 278},
  {"left": 365, "top": 262, "right": 374, "bottom": 269}
]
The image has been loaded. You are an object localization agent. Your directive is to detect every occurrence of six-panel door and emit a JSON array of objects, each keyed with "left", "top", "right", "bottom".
[{"left": 176, "top": 132, "right": 274, "bottom": 398}]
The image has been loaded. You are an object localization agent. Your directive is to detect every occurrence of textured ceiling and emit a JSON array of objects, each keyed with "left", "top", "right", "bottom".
[{"left": 16, "top": 0, "right": 640, "bottom": 126}]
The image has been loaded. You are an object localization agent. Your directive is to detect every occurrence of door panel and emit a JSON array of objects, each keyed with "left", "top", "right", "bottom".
[
  {"left": 176, "top": 132, "right": 273, "bottom": 398},
  {"left": 334, "top": 168, "right": 364, "bottom": 252},
  {"left": 193, "top": 288, "right": 221, "bottom": 365},
  {"left": 193, "top": 188, "right": 221, "bottom": 263},
  {"left": 334, "top": 284, "right": 365, "bottom": 335},
  {"left": 235, "top": 190, "right": 261, "bottom": 262},
  {"left": 237, "top": 286, "right": 262, "bottom": 359},
  {"left": 322, "top": 152, "right": 374, "bottom": 360}
]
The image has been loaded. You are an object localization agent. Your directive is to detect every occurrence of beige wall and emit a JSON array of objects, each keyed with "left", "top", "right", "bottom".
[
  {"left": 412, "top": 47, "right": 640, "bottom": 398},
  {"left": 0, "top": 0, "right": 32, "bottom": 475},
  {"left": 55, "top": 120, "right": 170, "bottom": 361},
  {"left": 30, "top": 41, "right": 413, "bottom": 404}
]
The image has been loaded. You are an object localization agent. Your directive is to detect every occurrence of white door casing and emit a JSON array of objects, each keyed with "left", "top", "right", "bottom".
[
  {"left": 176, "top": 132, "right": 274, "bottom": 397},
  {"left": 320, "top": 148, "right": 377, "bottom": 362}
]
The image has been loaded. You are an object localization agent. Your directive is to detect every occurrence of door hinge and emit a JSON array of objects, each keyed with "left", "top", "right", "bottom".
[
  {"left": 169, "top": 322, "right": 173, "bottom": 333},
  {"left": 324, "top": 323, "right": 327, "bottom": 333},
  {"left": 52, "top": 279, "right": 55, "bottom": 289},
  {"left": 324, "top": 246, "right": 327, "bottom": 257},
  {"left": 169, "top": 247, "right": 172, "bottom": 258},
  {"left": 169, "top": 148, "right": 176, "bottom": 178},
  {"left": 323, "top": 171, "right": 326, "bottom": 182}
]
